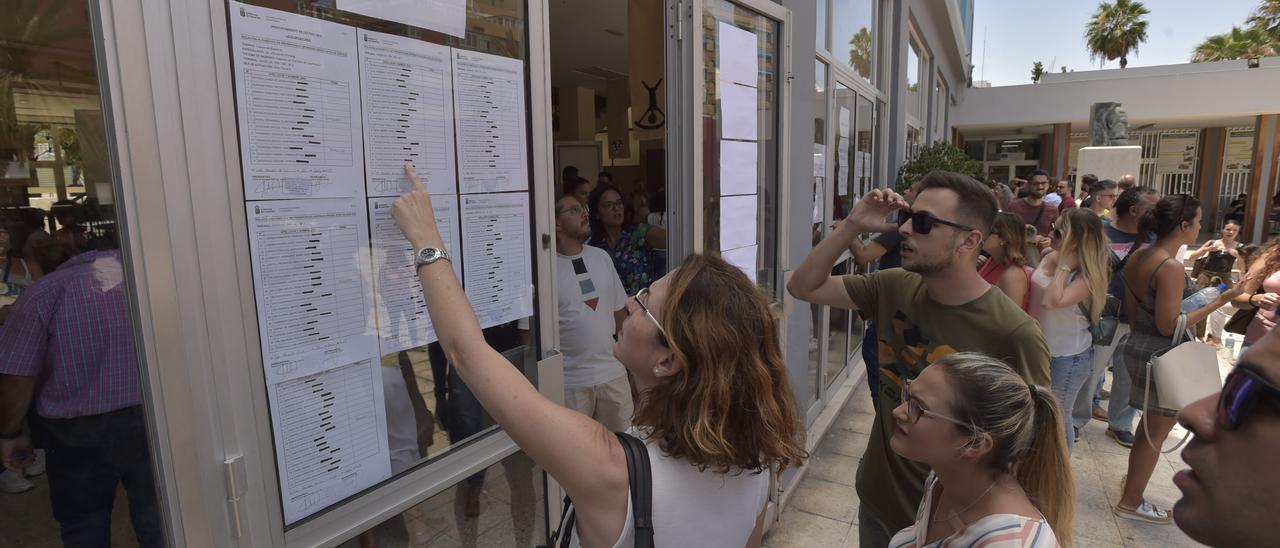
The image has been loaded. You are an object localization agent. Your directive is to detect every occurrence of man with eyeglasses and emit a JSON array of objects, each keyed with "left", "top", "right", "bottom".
[
  {"left": 788, "top": 171, "right": 1050, "bottom": 548},
  {"left": 1004, "top": 169, "right": 1060, "bottom": 246},
  {"left": 1049, "top": 178, "right": 1077, "bottom": 210},
  {"left": 1083, "top": 177, "right": 1119, "bottom": 221},
  {"left": 553, "top": 195, "right": 633, "bottom": 432},
  {"left": 1172, "top": 326, "right": 1280, "bottom": 547}
]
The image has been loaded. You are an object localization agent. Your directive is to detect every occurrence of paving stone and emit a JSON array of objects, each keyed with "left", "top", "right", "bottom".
[
  {"left": 763, "top": 508, "right": 853, "bottom": 548},
  {"left": 788, "top": 477, "right": 859, "bottom": 523},
  {"left": 805, "top": 449, "right": 859, "bottom": 487}
]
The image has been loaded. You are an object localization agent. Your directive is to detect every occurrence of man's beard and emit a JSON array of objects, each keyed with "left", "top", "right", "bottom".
[
  {"left": 902, "top": 251, "right": 953, "bottom": 275},
  {"left": 1030, "top": 190, "right": 1045, "bottom": 199}
]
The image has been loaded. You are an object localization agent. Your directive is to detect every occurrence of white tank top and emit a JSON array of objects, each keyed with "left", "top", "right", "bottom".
[
  {"left": 1028, "top": 262, "right": 1092, "bottom": 357},
  {"left": 570, "top": 430, "right": 770, "bottom": 548}
]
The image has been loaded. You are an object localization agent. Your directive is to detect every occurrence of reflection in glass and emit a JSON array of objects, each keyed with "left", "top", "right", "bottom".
[
  {"left": 808, "top": 61, "right": 828, "bottom": 404},
  {"left": 701, "top": 0, "right": 780, "bottom": 290},
  {"left": 832, "top": 82, "right": 856, "bottom": 221},
  {"left": 0, "top": 1, "right": 159, "bottom": 546},
  {"left": 854, "top": 93, "right": 876, "bottom": 198},
  {"left": 906, "top": 38, "right": 922, "bottom": 122},
  {"left": 832, "top": 0, "right": 875, "bottom": 83},
  {"left": 826, "top": 261, "right": 851, "bottom": 388},
  {"left": 340, "top": 451, "right": 545, "bottom": 547}
]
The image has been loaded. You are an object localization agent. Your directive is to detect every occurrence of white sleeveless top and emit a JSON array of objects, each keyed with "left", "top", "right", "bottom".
[
  {"left": 570, "top": 430, "right": 770, "bottom": 548},
  {"left": 1027, "top": 263, "right": 1092, "bottom": 357}
]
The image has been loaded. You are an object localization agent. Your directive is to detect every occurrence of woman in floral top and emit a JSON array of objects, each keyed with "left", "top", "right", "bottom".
[{"left": 587, "top": 183, "right": 668, "bottom": 295}]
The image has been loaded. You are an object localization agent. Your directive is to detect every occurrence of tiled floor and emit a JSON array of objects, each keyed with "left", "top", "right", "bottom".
[{"left": 763, "top": 379, "right": 1206, "bottom": 548}]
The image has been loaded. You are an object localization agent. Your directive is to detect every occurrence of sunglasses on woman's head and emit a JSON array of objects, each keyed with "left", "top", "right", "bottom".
[
  {"left": 896, "top": 209, "right": 973, "bottom": 235},
  {"left": 1217, "top": 365, "right": 1280, "bottom": 431}
]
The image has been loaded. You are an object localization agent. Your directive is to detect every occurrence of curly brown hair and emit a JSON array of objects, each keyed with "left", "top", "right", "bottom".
[{"left": 631, "top": 254, "right": 807, "bottom": 473}]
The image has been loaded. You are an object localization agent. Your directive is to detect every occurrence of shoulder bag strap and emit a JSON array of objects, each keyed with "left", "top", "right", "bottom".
[
  {"left": 616, "top": 432, "right": 654, "bottom": 548},
  {"left": 1142, "top": 313, "right": 1195, "bottom": 454},
  {"left": 1032, "top": 203, "right": 1046, "bottom": 229}
]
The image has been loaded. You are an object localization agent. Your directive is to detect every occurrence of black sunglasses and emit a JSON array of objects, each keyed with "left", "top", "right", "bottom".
[
  {"left": 896, "top": 209, "right": 973, "bottom": 235},
  {"left": 1217, "top": 365, "right": 1280, "bottom": 431}
]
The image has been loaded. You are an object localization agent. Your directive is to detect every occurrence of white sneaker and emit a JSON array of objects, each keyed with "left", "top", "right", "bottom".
[
  {"left": 24, "top": 449, "right": 45, "bottom": 477},
  {"left": 0, "top": 468, "right": 33, "bottom": 494}
]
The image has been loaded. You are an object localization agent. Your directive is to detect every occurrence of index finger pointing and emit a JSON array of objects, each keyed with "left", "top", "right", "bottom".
[{"left": 405, "top": 162, "right": 426, "bottom": 192}]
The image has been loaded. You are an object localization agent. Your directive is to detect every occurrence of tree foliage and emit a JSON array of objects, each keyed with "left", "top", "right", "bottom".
[
  {"left": 1031, "top": 61, "right": 1045, "bottom": 83},
  {"left": 895, "top": 142, "right": 982, "bottom": 192},
  {"left": 1192, "top": 1, "right": 1280, "bottom": 63},
  {"left": 1084, "top": 0, "right": 1150, "bottom": 69}
]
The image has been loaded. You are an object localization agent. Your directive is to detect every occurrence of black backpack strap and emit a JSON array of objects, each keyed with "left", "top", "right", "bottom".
[
  {"left": 555, "top": 494, "right": 576, "bottom": 548},
  {"left": 616, "top": 432, "right": 654, "bottom": 548}
]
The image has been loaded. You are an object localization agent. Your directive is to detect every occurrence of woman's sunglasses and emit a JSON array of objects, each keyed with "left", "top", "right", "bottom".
[
  {"left": 1217, "top": 365, "right": 1280, "bottom": 431},
  {"left": 896, "top": 209, "right": 973, "bottom": 235}
]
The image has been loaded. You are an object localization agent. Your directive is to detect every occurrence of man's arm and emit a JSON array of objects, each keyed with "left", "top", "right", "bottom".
[
  {"left": 788, "top": 188, "right": 906, "bottom": 308},
  {"left": 850, "top": 237, "right": 889, "bottom": 267},
  {"left": 1009, "top": 322, "right": 1052, "bottom": 388},
  {"left": 0, "top": 375, "right": 36, "bottom": 471}
]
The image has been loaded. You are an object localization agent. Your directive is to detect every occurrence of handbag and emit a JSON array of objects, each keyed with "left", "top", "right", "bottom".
[
  {"left": 547, "top": 431, "right": 654, "bottom": 548},
  {"left": 1143, "top": 313, "right": 1223, "bottom": 453},
  {"left": 1224, "top": 305, "right": 1257, "bottom": 335},
  {"left": 1080, "top": 294, "right": 1122, "bottom": 346}
]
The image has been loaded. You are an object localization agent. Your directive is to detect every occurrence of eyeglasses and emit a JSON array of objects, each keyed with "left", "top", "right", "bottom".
[
  {"left": 557, "top": 204, "right": 589, "bottom": 216},
  {"left": 601, "top": 199, "right": 625, "bottom": 211},
  {"left": 897, "top": 209, "right": 973, "bottom": 235},
  {"left": 634, "top": 287, "right": 668, "bottom": 346},
  {"left": 1050, "top": 227, "right": 1063, "bottom": 239},
  {"left": 1216, "top": 365, "right": 1280, "bottom": 431},
  {"left": 902, "top": 379, "right": 979, "bottom": 431}
]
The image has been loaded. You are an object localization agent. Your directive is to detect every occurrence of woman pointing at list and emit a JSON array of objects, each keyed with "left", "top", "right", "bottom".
[{"left": 390, "top": 163, "right": 806, "bottom": 547}]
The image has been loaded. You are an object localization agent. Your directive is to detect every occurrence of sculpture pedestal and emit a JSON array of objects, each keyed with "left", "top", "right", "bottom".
[{"left": 1077, "top": 145, "right": 1142, "bottom": 194}]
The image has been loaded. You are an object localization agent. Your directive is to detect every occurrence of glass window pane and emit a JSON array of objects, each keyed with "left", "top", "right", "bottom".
[
  {"left": 854, "top": 93, "right": 875, "bottom": 198},
  {"left": 832, "top": 82, "right": 856, "bottom": 220},
  {"left": 339, "top": 451, "right": 546, "bottom": 547},
  {"left": 0, "top": 1, "right": 163, "bottom": 545},
  {"left": 906, "top": 38, "right": 922, "bottom": 122},
  {"left": 232, "top": 0, "right": 537, "bottom": 527},
  {"left": 702, "top": 1, "right": 780, "bottom": 290},
  {"left": 816, "top": 0, "right": 829, "bottom": 52},
  {"left": 808, "top": 60, "right": 828, "bottom": 404},
  {"left": 832, "top": 0, "right": 875, "bottom": 83},
  {"left": 826, "top": 259, "right": 852, "bottom": 387}
]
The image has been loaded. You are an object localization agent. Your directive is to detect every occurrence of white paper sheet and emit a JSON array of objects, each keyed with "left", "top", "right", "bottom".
[
  {"left": 337, "top": 0, "right": 466, "bottom": 38},
  {"left": 358, "top": 30, "right": 456, "bottom": 196},
  {"left": 246, "top": 199, "right": 379, "bottom": 383},
  {"left": 723, "top": 245, "right": 758, "bottom": 284},
  {"left": 230, "top": 2, "right": 364, "bottom": 200},
  {"left": 719, "top": 141, "right": 758, "bottom": 196},
  {"left": 717, "top": 21, "right": 758, "bottom": 88},
  {"left": 719, "top": 194, "right": 758, "bottom": 251},
  {"left": 461, "top": 193, "right": 534, "bottom": 328},
  {"left": 719, "top": 83, "right": 758, "bottom": 141},
  {"left": 838, "top": 107, "right": 851, "bottom": 139},
  {"left": 270, "top": 359, "right": 391, "bottom": 524},
  {"left": 812, "top": 179, "right": 824, "bottom": 224},
  {"left": 838, "top": 137, "right": 851, "bottom": 196},
  {"left": 813, "top": 143, "right": 826, "bottom": 178},
  {"left": 452, "top": 50, "right": 529, "bottom": 194},
  {"left": 368, "top": 195, "right": 462, "bottom": 355}
]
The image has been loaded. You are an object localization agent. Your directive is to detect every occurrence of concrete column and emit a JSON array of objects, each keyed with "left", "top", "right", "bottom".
[
  {"left": 1047, "top": 123, "right": 1071, "bottom": 180},
  {"left": 885, "top": 0, "right": 908, "bottom": 182},
  {"left": 1197, "top": 127, "right": 1226, "bottom": 232},
  {"left": 558, "top": 86, "right": 596, "bottom": 141},
  {"left": 1245, "top": 114, "right": 1280, "bottom": 243}
]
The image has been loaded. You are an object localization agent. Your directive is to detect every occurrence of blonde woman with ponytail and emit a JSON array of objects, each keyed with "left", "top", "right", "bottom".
[
  {"left": 888, "top": 353, "right": 1073, "bottom": 547},
  {"left": 1028, "top": 208, "right": 1111, "bottom": 453}
]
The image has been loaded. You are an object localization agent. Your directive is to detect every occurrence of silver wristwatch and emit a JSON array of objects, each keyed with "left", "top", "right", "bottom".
[{"left": 414, "top": 246, "right": 452, "bottom": 267}]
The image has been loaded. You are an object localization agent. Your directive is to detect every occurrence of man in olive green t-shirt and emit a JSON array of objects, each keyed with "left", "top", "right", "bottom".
[{"left": 788, "top": 172, "right": 1050, "bottom": 547}]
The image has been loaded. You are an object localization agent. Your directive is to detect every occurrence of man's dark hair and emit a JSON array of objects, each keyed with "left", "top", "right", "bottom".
[
  {"left": 1081, "top": 173, "right": 1099, "bottom": 189},
  {"left": 561, "top": 165, "right": 579, "bottom": 182},
  {"left": 1088, "top": 178, "right": 1118, "bottom": 194},
  {"left": 917, "top": 171, "right": 999, "bottom": 233},
  {"left": 1114, "top": 185, "right": 1158, "bottom": 219},
  {"left": 1028, "top": 169, "right": 1051, "bottom": 182},
  {"left": 598, "top": 171, "right": 613, "bottom": 181}
]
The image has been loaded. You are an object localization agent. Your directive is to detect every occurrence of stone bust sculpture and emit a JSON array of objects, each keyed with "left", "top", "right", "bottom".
[{"left": 1090, "top": 102, "right": 1129, "bottom": 146}]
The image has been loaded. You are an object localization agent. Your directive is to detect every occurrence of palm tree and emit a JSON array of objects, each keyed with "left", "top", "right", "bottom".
[
  {"left": 848, "top": 28, "right": 872, "bottom": 79},
  {"left": 1031, "top": 61, "right": 1045, "bottom": 83},
  {"left": 1084, "top": 0, "right": 1150, "bottom": 68},
  {"left": 1192, "top": 25, "right": 1278, "bottom": 62},
  {"left": 1248, "top": 0, "right": 1280, "bottom": 38}
]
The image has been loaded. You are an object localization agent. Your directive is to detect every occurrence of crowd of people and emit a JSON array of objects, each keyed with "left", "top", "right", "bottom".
[{"left": 378, "top": 160, "right": 1280, "bottom": 547}]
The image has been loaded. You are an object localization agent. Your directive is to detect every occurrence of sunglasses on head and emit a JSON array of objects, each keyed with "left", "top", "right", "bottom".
[
  {"left": 1217, "top": 365, "right": 1280, "bottom": 431},
  {"left": 896, "top": 209, "right": 973, "bottom": 235}
]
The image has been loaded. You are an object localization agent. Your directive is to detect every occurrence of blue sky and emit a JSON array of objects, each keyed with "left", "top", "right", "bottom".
[{"left": 971, "top": 0, "right": 1259, "bottom": 86}]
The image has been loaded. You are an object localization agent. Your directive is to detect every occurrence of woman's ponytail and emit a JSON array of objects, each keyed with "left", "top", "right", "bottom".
[{"left": 1015, "top": 386, "right": 1076, "bottom": 547}]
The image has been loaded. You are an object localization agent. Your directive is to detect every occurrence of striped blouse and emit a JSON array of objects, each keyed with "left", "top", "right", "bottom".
[{"left": 889, "top": 473, "right": 1059, "bottom": 548}]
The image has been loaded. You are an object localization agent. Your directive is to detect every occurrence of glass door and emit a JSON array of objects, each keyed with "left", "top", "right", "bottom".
[{"left": 684, "top": 0, "right": 788, "bottom": 294}]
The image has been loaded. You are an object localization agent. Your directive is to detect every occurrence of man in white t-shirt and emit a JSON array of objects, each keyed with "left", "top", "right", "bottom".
[{"left": 554, "top": 195, "right": 633, "bottom": 431}]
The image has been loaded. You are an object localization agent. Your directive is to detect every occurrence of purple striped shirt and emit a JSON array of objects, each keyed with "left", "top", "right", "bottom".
[{"left": 0, "top": 250, "right": 140, "bottom": 418}]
